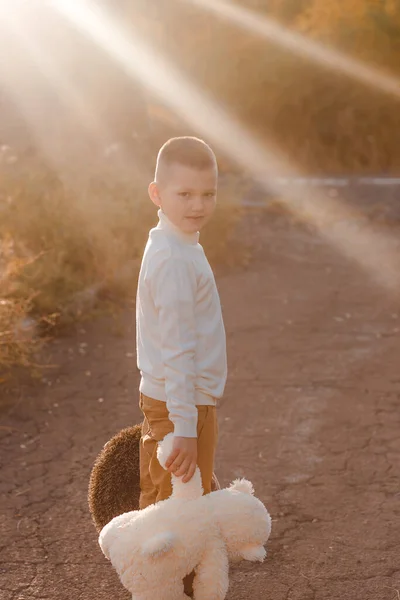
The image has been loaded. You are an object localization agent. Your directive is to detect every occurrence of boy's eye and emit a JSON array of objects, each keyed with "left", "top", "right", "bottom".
[
  {"left": 179, "top": 192, "right": 190, "bottom": 198},
  {"left": 204, "top": 192, "right": 216, "bottom": 198}
]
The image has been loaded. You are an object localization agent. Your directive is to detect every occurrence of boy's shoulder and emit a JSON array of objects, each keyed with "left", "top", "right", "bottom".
[
  {"left": 145, "top": 229, "right": 179, "bottom": 257},
  {"left": 141, "top": 231, "right": 194, "bottom": 274},
  {"left": 145, "top": 227, "right": 202, "bottom": 261}
]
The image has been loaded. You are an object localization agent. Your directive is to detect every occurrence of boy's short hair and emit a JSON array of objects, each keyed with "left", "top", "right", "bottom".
[{"left": 155, "top": 136, "right": 218, "bottom": 182}]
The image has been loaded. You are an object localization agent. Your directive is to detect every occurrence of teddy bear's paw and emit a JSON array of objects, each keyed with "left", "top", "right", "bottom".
[
  {"left": 240, "top": 544, "right": 266, "bottom": 562},
  {"left": 228, "top": 479, "right": 254, "bottom": 495}
]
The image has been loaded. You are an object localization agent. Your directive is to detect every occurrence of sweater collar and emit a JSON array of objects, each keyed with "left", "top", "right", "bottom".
[{"left": 156, "top": 209, "right": 199, "bottom": 245}]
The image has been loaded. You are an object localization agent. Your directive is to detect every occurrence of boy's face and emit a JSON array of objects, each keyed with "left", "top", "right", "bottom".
[{"left": 149, "top": 163, "right": 218, "bottom": 234}]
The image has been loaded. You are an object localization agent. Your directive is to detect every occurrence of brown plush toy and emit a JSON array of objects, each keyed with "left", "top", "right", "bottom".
[{"left": 88, "top": 423, "right": 221, "bottom": 533}]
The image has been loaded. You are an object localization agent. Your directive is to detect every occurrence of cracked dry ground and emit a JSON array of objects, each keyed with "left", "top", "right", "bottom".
[{"left": 1, "top": 214, "right": 400, "bottom": 600}]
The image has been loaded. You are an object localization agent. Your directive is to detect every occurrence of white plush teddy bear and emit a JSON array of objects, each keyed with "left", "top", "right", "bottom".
[{"left": 99, "top": 433, "right": 272, "bottom": 600}]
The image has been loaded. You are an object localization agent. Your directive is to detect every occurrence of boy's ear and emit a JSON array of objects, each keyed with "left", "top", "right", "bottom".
[{"left": 148, "top": 182, "right": 161, "bottom": 207}]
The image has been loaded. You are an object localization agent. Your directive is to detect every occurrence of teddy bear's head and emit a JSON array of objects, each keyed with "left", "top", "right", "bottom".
[{"left": 214, "top": 478, "right": 271, "bottom": 562}]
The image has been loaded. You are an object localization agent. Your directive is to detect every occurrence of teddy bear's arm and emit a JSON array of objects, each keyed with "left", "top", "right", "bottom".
[{"left": 193, "top": 538, "right": 229, "bottom": 600}]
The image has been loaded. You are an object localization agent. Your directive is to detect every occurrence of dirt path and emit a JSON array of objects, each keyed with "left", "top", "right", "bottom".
[{"left": 1, "top": 213, "right": 400, "bottom": 600}]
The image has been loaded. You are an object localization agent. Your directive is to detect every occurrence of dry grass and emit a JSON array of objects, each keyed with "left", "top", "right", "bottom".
[
  {"left": 0, "top": 296, "right": 43, "bottom": 376},
  {"left": 0, "top": 149, "right": 245, "bottom": 373},
  {"left": 0, "top": 244, "right": 46, "bottom": 375}
]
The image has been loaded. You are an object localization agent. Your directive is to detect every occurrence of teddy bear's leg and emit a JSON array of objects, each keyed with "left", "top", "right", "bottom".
[
  {"left": 132, "top": 581, "right": 190, "bottom": 600},
  {"left": 238, "top": 544, "right": 267, "bottom": 562},
  {"left": 154, "top": 581, "right": 191, "bottom": 600},
  {"left": 193, "top": 539, "right": 229, "bottom": 600}
]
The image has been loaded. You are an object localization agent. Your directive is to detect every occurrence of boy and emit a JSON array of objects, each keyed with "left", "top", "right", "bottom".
[{"left": 136, "top": 136, "right": 227, "bottom": 511}]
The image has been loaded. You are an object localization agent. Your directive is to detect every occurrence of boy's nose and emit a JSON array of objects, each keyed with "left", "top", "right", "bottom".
[{"left": 192, "top": 196, "right": 205, "bottom": 213}]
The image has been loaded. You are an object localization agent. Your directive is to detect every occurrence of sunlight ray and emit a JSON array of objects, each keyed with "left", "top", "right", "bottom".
[
  {"left": 49, "top": 0, "right": 400, "bottom": 293},
  {"left": 0, "top": 6, "right": 105, "bottom": 145},
  {"left": 186, "top": 0, "right": 400, "bottom": 99}
]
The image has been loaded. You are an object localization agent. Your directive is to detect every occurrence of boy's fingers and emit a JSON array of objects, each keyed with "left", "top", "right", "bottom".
[
  {"left": 182, "top": 462, "right": 197, "bottom": 483},
  {"left": 174, "top": 458, "right": 190, "bottom": 477},
  {"left": 167, "top": 455, "right": 185, "bottom": 473},
  {"left": 169, "top": 459, "right": 184, "bottom": 473},
  {"left": 165, "top": 449, "right": 180, "bottom": 468}
]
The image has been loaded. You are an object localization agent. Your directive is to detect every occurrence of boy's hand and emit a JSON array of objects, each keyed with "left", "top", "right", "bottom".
[{"left": 165, "top": 437, "right": 198, "bottom": 483}]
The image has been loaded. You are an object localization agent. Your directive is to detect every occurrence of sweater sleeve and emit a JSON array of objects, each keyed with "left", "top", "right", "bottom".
[{"left": 150, "top": 252, "right": 198, "bottom": 438}]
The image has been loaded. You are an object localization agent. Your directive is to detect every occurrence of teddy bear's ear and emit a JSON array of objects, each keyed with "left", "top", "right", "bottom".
[{"left": 229, "top": 478, "right": 255, "bottom": 495}]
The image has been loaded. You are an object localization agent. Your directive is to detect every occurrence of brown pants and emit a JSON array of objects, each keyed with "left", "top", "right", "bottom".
[{"left": 139, "top": 393, "right": 218, "bottom": 509}]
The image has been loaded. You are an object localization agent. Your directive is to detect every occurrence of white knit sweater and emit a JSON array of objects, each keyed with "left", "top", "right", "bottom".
[{"left": 136, "top": 210, "right": 227, "bottom": 437}]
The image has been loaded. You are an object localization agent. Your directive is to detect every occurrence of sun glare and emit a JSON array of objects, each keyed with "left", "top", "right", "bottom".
[
  {"left": 0, "top": 0, "right": 111, "bottom": 172},
  {"left": 186, "top": 0, "right": 400, "bottom": 99},
  {"left": 47, "top": 0, "right": 400, "bottom": 293}
]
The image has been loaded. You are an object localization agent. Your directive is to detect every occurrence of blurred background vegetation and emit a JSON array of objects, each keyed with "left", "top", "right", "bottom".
[{"left": 1, "top": 0, "right": 400, "bottom": 372}]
